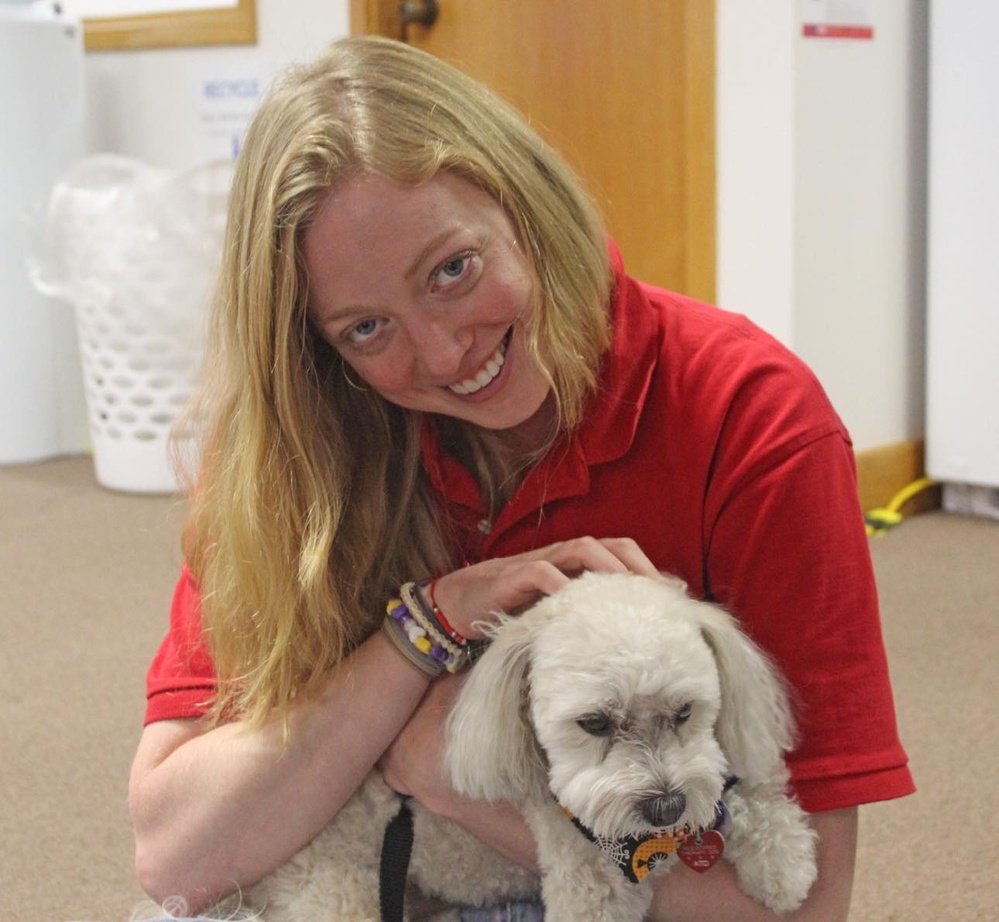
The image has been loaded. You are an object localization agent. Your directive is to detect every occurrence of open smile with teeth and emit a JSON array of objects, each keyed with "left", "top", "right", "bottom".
[{"left": 448, "top": 331, "right": 510, "bottom": 396}]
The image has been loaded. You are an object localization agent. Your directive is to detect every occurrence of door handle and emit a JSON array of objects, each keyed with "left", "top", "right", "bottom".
[{"left": 399, "top": 0, "right": 439, "bottom": 40}]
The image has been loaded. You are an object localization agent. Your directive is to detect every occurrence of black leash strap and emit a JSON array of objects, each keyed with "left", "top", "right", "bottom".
[{"left": 379, "top": 798, "right": 415, "bottom": 922}]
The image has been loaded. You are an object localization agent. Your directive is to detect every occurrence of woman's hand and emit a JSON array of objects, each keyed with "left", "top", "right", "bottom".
[
  {"left": 379, "top": 538, "right": 660, "bottom": 851},
  {"left": 381, "top": 537, "right": 657, "bottom": 799},
  {"left": 431, "top": 536, "right": 660, "bottom": 638}
]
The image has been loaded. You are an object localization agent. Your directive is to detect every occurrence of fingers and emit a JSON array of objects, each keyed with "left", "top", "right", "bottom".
[
  {"left": 430, "top": 562, "right": 563, "bottom": 639},
  {"left": 594, "top": 537, "right": 662, "bottom": 578},
  {"left": 535, "top": 535, "right": 657, "bottom": 577},
  {"left": 430, "top": 536, "right": 659, "bottom": 639}
]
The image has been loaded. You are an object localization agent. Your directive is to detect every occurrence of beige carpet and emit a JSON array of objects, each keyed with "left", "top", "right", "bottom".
[{"left": 1, "top": 455, "right": 996, "bottom": 921}]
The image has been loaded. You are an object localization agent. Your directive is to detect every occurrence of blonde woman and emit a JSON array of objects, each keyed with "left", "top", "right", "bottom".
[{"left": 129, "top": 37, "right": 913, "bottom": 921}]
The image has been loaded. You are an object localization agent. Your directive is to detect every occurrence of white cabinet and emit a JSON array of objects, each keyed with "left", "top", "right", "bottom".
[
  {"left": 926, "top": 0, "right": 999, "bottom": 514},
  {"left": 0, "top": 4, "right": 87, "bottom": 463}
]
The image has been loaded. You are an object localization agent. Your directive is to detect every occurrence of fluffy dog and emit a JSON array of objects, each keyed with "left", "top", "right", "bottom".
[
  {"left": 447, "top": 571, "right": 818, "bottom": 920},
  {"left": 212, "top": 571, "right": 817, "bottom": 921}
]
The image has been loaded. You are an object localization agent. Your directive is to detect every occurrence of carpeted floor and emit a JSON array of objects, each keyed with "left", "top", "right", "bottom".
[{"left": 1, "top": 455, "right": 996, "bottom": 921}]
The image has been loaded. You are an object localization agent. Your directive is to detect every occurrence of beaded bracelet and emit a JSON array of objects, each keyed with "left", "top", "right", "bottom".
[
  {"left": 384, "top": 585, "right": 469, "bottom": 676},
  {"left": 400, "top": 582, "right": 467, "bottom": 664},
  {"left": 382, "top": 605, "right": 443, "bottom": 678},
  {"left": 403, "top": 581, "right": 470, "bottom": 673}
]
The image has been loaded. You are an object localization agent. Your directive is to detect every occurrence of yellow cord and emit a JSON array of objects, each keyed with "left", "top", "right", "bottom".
[{"left": 865, "top": 477, "right": 936, "bottom": 537}]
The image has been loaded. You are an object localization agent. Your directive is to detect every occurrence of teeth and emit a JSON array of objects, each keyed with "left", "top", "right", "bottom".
[{"left": 449, "top": 340, "right": 507, "bottom": 395}]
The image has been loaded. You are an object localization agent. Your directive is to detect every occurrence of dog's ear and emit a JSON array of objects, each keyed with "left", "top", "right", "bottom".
[
  {"left": 444, "top": 613, "right": 549, "bottom": 803},
  {"left": 694, "top": 602, "right": 796, "bottom": 784}
]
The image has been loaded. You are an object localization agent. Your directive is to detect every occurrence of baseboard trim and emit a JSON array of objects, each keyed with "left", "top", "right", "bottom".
[{"left": 855, "top": 438, "right": 941, "bottom": 515}]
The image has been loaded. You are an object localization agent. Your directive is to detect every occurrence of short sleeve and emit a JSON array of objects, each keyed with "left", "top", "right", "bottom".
[
  {"left": 144, "top": 564, "right": 217, "bottom": 725},
  {"left": 705, "top": 429, "right": 915, "bottom": 812}
]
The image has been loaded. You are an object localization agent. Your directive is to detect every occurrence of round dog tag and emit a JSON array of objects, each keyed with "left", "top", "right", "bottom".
[{"left": 677, "top": 830, "right": 725, "bottom": 873}]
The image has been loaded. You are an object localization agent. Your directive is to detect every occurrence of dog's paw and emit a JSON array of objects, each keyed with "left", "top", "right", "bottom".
[{"left": 724, "top": 785, "right": 819, "bottom": 914}]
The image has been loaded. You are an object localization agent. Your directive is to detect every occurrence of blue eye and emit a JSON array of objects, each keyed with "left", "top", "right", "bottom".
[
  {"left": 440, "top": 257, "right": 466, "bottom": 277},
  {"left": 346, "top": 317, "right": 380, "bottom": 343},
  {"left": 433, "top": 253, "right": 474, "bottom": 288}
]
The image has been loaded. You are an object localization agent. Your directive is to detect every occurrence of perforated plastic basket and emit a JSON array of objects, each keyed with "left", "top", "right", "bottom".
[{"left": 35, "top": 155, "right": 231, "bottom": 492}]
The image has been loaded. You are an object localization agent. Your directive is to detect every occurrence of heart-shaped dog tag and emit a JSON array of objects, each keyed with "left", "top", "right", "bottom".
[{"left": 677, "top": 830, "right": 725, "bottom": 873}]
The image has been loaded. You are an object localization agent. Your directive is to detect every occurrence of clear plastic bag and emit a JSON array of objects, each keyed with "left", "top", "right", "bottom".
[{"left": 32, "top": 154, "right": 232, "bottom": 492}]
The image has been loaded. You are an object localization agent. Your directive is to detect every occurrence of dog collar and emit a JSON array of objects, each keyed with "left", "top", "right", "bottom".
[{"left": 564, "top": 798, "right": 733, "bottom": 884}]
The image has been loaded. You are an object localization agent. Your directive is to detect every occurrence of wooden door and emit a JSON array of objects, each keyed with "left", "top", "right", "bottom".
[{"left": 351, "top": 0, "right": 715, "bottom": 301}]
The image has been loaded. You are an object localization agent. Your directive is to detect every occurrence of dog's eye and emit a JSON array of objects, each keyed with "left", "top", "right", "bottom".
[
  {"left": 675, "top": 703, "right": 693, "bottom": 725},
  {"left": 576, "top": 713, "right": 614, "bottom": 737}
]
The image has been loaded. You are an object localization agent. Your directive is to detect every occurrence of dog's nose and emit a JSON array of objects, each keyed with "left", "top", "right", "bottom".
[{"left": 641, "top": 792, "right": 686, "bottom": 827}]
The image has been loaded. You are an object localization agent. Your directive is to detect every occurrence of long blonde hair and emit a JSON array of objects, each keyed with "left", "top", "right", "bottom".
[{"left": 181, "top": 36, "right": 613, "bottom": 728}]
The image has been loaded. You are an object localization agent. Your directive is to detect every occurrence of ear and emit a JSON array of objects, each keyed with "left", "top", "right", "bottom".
[
  {"left": 444, "top": 613, "right": 549, "bottom": 803},
  {"left": 694, "top": 602, "right": 796, "bottom": 784}
]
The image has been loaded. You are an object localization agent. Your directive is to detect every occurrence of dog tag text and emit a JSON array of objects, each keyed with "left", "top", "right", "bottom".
[{"left": 677, "top": 830, "right": 725, "bottom": 873}]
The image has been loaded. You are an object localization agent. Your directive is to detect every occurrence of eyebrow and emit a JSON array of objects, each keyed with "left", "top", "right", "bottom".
[{"left": 404, "top": 228, "right": 461, "bottom": 281}]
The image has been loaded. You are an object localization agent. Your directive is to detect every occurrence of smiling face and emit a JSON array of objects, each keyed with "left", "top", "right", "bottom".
[{"left": 303, "top": 171, "right": 553, "bottom": 434}]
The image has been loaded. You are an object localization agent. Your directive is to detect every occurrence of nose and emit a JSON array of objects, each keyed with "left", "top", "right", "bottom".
[
  {"left": 409, "top": 320, "right": 472, "bottom": 380},
  {"left": 640, "top": 792, "right": 686, "bottom": 827}
]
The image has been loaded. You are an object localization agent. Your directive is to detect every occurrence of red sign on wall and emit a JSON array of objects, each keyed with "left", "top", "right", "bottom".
[
  {"left": 800, "top": 0, "right": 875, "bottom": 40},
  {"left": 802, "top": 23, "right": 875, "bottom": 40}
]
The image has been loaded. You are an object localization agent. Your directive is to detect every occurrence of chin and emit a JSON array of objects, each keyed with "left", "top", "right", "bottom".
[{"left": 476, "top": 387, "right": 553, "bottom": 435}]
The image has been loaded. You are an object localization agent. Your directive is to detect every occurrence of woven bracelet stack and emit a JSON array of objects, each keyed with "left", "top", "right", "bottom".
[{"left": 382, "top": 580, "right": 469, "bottom": 677}]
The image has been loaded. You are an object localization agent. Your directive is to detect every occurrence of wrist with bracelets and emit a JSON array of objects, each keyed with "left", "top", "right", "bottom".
[{"left": 382, "top": 580, "right": 469, "bottom": 677}]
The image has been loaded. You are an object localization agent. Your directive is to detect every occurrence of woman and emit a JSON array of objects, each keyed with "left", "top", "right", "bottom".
[{"left": 129, "top": 36, "right": 913, "bottom": 921}]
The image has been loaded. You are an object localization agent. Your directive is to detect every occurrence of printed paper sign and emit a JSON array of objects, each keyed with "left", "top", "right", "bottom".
[{"left": 194, "top": 58, "right": 270, "bottom": 163}]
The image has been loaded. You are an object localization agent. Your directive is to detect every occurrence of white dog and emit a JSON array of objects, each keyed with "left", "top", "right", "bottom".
[{"left": 212, "top": 571, "right": 817, "bottom": 921}]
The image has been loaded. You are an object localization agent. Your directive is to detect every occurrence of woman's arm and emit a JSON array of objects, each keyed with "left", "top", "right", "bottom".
[
  {"left": 376, "top": 536, "right": 662, "bottom": 868},
  {"left": 382, "top": 678, "right": 858, "bottom": 919},
  {"left": 129, "top": 628, "right": 433, "bottom": 913},
  {"left": 382, "top": 605, "right": 858, "bottom": 922},
  {"left": 647, "top": 807, "right": 858, "bottom": 922},
  {"left": 378, "top": 671, "right": 541, "bottom": 871},
  {"left": 130, "top": 536, "right": 655, "bottom": 912}
]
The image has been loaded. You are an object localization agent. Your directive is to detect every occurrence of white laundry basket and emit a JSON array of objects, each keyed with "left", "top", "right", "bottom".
[{"left": 35, "top": 155, "right": 232, "bottom": 492}]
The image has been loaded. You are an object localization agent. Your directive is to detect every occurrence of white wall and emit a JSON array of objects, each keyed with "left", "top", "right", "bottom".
[
  {"left": 716, "top": 1, "right": 796, "bottom": 347},
  {"left": 78, "top": 0, "right": 928, "bottom": 456},
  {"left": 83, "top": 0, "right": 350, "bottom": 168}
]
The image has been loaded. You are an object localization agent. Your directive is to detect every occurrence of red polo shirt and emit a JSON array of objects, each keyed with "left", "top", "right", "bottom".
[{"left": 146, "top": 247, "right": 914, "bottom": 814}]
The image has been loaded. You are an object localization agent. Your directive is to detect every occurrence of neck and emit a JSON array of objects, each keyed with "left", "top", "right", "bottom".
[
  {"left": 436, "top": 393, "right": 560, "bottom": 515},
  {"left": 487, "top": 391, "right": 559, "bottom": 461}
]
